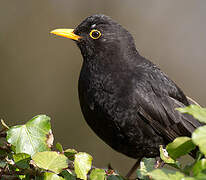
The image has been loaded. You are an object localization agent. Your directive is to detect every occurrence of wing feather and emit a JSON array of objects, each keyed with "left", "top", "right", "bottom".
[{"left": 134, "top": 61, "right": 202, "bottom": 142}]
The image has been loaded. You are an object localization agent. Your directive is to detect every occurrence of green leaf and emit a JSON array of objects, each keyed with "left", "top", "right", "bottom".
[
  {"left": 182, "top": 178, "right": 196, "bottom": 180},
  {"left": 7, "top": 115, "right": 52, "bottom": 156},
  {"left": 166, "top": 137, "right": 196, "bottom": 159},
  {"left": 43, "top": 172, "right": 64, "bottom": 180},
  {"left": 64, "top": 149, "right": 77, "bottom": 161},
  {"left": 193, "top": 159, "right": 206, "bottom": 176},
  {"left": 136, "top": 158, "right": 156, "bottom": 179},
  {"left": 13, "top": 153, "right": 31, "bottom": 169},
  {"left": 195, "top": 172, "right": 206, "bottom": 180},
  {"left": 177, "top": 105, "right": 206, "bottom": 123},
  {"left": 74, "top": 152, "right": 92, "bottom": 180},
  {"left": 32, "top": 151, "right": 68, "bottom": 174},
  {"left": 61, "top": 170, "right": 76, "bottom": 180},
  {"left": 192, "top": 125, "right": 206, "bottom": 155},
  {"left": 107, "top": 175, "right": 124, "bottom": 180},
  {"left": 90, "top": 168, "right": 106, "bottom": 180},
  {"left": 182, "top": 161, "right": 196, "bottom": 176},
  {"left": 56, "top": 142, "right": 64, "bottom": 153},
  {"left": 148, "top": 169, "right": 185, "bottom": 180},
  {"left": 18, "top": 175, "right": 27, "bottom": 180},
  {"left": 159, "top": 145, "right": 177, "bottom": 165},
  {"left": 0, "top": 161, "right": 7, "bottom": 168}
]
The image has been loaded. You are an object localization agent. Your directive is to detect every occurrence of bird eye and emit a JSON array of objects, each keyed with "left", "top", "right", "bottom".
[{"left": 89, "top": 29, "right": 101, "bottom": 39}]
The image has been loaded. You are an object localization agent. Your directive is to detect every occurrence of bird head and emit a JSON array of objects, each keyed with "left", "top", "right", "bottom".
[{"left": 51, "top": 14, "right": 137, "bottom": 60}]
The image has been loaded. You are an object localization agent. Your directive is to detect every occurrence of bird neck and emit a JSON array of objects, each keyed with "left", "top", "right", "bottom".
[{"left": 82, "top": 44, "right": 140, "bottom": 73}]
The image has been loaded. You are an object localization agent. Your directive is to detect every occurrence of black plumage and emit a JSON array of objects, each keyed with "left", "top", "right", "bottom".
[{"left": 52, "top": 14, "right": 202, "bottom": 159}]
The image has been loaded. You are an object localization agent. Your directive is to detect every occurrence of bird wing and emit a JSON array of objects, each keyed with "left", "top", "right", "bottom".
[
  {"left": 134, "top": 64, "right": 202, "bottom": 142},
  {"left": 137, "top": 94, "right": 198, "bottom": 142}
]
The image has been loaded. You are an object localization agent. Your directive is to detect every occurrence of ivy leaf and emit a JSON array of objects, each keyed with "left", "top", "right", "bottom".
[
  {"left": 64, "top": 149, "right": 77, "bottom": 161},
  {"left": 136, "top": 158, "right": 156, "bottom": 179},
  {"left": 6, "top": 115, "right": 52, "bottom": 156},
  {"left": 192, "top": 126, "right": 206, "bottom": 155},
  {"left": 176, "top": 105, "right": 206, "bottom": 123},
  {"left": 159, "top": 145, "right": 180, "bottom": 169},
  {"left": 74, "top": 152, "right": 92, "bottom": 180},
  {"left": 193, "top": 159, "right": 206, "bottom": 176},
  {"left": 61, "top": 170, "right": 76, "bottom": 180},
  {"left": 56, "top": 142, "right": 64, "bottom": 153},
  {"left": 182, "top": 161, "right": 196, "bottom": 176},
  {"left": 17, "top": 175, "right": 28, "bottom": 180},
  {"left": 166, "top": 137, "right": 196, "bottom": 160},
  {"left": 13, "top": 153, "right": 31, "bottom": 169},
  {"left": 43, "top": 172, "right": 65, "bottom": 180},
  {"left": 107, "top": 175, "right": 124, "bottom": 180},
  {"left": 160, "top": 145, "right": 176, "bottom": 164},
  {"left": 195, "top": 172, "right": 206, "bottom": 180},
  {"left": 148, "top": 169, "right": 185, "bottom": 180},
  {"left": 90, "top": 168, "right": 106, "bottom": 180},
  {"left": 32, "top": 151, "right": 68, "bottom": 174},
  {"left": 0, "top": 161, "right": 7, "bottom": 168}
]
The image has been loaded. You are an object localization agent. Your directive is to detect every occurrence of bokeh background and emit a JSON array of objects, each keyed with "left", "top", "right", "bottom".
[{"left": 1, "top": 0, "right": 206, "bottom": 174}]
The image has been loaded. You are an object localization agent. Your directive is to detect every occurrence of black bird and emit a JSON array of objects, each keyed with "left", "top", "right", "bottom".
[{"left": 51, "top": 14, "right": 201, "bottom": 176}]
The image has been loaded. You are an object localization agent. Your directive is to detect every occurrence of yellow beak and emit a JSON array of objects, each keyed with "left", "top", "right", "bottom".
[{"left": 50, "top": 29, "right": 81, "bottom": 41}]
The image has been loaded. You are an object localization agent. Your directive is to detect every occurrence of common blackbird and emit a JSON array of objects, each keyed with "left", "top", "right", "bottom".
[{"left": 51, "top": 14, "right": 201, "bottom": 174}]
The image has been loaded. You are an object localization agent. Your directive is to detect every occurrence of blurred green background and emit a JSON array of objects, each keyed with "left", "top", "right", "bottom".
[{"left": 0, "top": 0, "right": 206, "bottom": 174}]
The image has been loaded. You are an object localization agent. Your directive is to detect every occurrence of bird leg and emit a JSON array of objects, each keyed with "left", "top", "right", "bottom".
[
  {"left": 125, "top": 157, "right": 142, "bottom": 179},
  {"left": 125, "top": 157, "right": 164, "bottom": 179}
]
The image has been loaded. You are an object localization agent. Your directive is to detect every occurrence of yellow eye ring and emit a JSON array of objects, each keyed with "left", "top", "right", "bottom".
[{"left": 89, "top": 29, "right": 101, "bottom": 39}]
